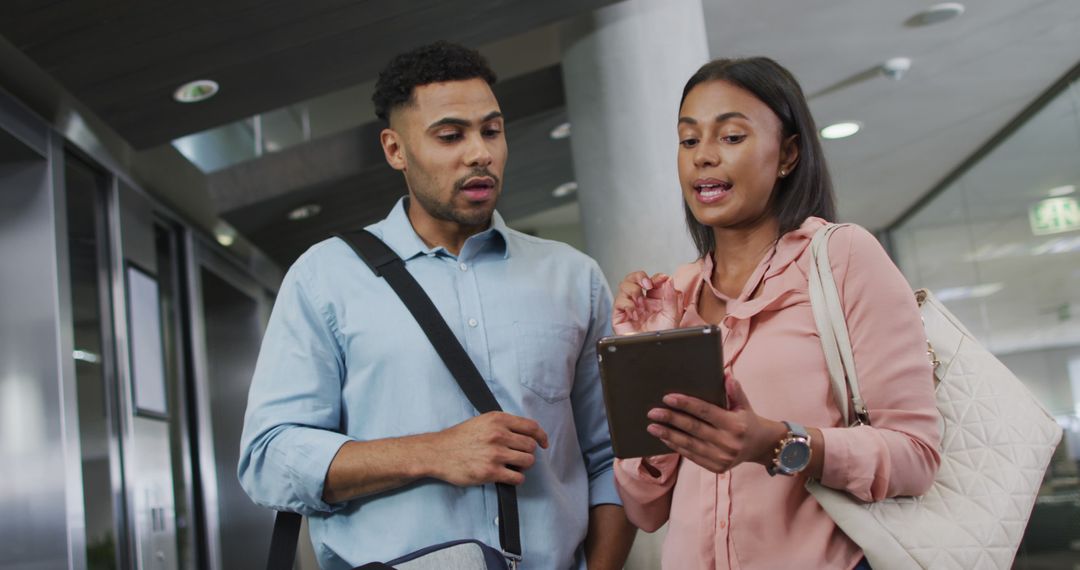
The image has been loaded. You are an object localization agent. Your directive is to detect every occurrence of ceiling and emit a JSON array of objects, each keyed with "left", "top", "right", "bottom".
[
  {"left": 0, "top": 0, "right": 615, "bottom": 148},
  {"left": 0, "top": 0, "right": 1077, "bottom": 269}
]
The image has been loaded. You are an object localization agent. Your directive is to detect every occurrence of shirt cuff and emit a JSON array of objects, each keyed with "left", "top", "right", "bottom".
[
  {"left": 818, "top": 426, "right": 872, "bottom": 497},
  {"left": 285, "top": 428, "right": 354, "bottom": 512},
  {"left": 618, "top": 454, "right": 680, "bottom": 483},
  {"left": 588, "top": 467, "right": 622, "bottom": 507}
]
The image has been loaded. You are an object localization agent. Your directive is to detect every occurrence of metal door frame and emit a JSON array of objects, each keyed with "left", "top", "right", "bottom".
[{"left": 185, "top": 231, "right": 276, "bottom": 570}]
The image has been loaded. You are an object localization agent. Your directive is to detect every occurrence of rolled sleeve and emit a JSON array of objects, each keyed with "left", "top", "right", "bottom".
[
  {"left": 572, "top": 262, "right": 620, "bottom": 508},
  {"left": 238, "top": 251, "right": 351, "bottom": 515},
  {"left": 284, "top": 429, "right": 354, "bottom": 512},
  {"left": 614, "top": 455, "right": 680, "bottom": 532}
]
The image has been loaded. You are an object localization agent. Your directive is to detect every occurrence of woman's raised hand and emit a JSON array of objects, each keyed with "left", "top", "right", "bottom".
[{"left": 612, "top": 271, "right": 683, "bottom": 334}]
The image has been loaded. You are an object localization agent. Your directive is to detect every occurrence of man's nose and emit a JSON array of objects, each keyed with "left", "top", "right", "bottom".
[{"left": 465, "top": 134, "right": 493, "bottom": 167}]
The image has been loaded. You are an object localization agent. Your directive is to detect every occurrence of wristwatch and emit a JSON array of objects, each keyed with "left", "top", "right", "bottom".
[{"left": 767, "top": 421, "right": 812, "bottom": 476}]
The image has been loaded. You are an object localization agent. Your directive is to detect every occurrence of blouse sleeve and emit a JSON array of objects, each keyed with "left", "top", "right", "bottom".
[
  {"left": 817, "top": 225, "right": 942, "bottom": 501},
  {"left": 614, "top": 455, "right": 681, "bottom": 532}
]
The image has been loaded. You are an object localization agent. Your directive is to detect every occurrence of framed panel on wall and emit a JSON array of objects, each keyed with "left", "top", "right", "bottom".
[{"left": 126, "top": 264, "right": 169, "bottom": 418}]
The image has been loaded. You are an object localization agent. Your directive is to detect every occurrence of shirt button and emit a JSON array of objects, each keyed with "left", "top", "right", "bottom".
[
  {"left": 468, "top": 318, "right": 479, "bottom": 327},
  {"left": 459, "top": 263, "right": 468, "bottom": 271},
  {"left": 719, "top": 520, "right": 727, "bottom": 529}
]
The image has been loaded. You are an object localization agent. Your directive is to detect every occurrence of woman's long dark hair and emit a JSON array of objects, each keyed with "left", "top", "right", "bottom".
[{"left": 680, "top": 57, "right": 836, "bottom": 258}]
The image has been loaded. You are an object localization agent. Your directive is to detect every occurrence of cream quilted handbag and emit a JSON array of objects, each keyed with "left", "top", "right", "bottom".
[{"left": 804, "top": 224, "right": 1063, "bottom": 570}]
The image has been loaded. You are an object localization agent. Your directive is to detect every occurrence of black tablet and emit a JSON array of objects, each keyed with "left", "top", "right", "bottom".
[{"left": 597, "top": 325, "right": 726, "bottom": 458}]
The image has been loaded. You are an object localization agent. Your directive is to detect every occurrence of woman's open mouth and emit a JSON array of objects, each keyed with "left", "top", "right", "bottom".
[{"left": 693, "top": 178, "right": 732, "bottom": 204}]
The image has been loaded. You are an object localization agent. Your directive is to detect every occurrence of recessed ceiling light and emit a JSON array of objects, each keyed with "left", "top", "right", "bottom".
[
  {"left": 1048, "top": 185, "right": 1076, "bottom": 197},
  {"left": 174, "top": 79, "right": 220, "bottom": 103},
  {"left": 820, "top": 121, "right": 861, "bottom": 140},
  {"left": 549, "top": 122, "right": 571, "bottom": 140},
  {"left": 287, "top": 204, "right": 322, "bottom": 221},
  {"left": 906, "top": 3, "right": 965, "bottom": 27},
  {"left": 214, "top": 221, "right": 237, "bottom": 247},
  {"left": 552, "top": 181, "right": 578, "bottom": 198}
]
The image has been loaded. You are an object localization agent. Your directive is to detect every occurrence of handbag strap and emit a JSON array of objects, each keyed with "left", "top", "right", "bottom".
[
  {"left": 808, "top": 224, "right": 870, "bottom": 427},
  {"left": 267, "top": 229, "right": 523, "bottom": 569}
]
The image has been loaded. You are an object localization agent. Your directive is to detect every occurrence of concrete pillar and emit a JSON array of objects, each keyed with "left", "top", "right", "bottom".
[
  {"left": 560, "top": 1, "right": 711, "bottom": 567},
  {"left": 561, "top": 0, "right": 708, "bottom": 290}
]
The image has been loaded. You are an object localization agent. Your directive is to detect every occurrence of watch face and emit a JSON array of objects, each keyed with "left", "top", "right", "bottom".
[{"left": 779, "top": 441, "right": 811, "bottom": 471}]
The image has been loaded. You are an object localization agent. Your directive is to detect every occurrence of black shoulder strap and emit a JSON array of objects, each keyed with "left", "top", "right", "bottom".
[{"left": 266, "top": 230, "right": 521, "bottom": 570}]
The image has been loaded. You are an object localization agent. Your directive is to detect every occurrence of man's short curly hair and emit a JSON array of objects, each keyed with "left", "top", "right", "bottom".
[{"left": 372, "top": 41, "right": 497, "bottom": 122}]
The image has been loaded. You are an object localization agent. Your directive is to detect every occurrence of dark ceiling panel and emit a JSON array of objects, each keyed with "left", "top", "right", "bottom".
[
  {"left": 208, "top": 64, "right": 565, "bottom": 213},
  {"left": 223, "top": 107, "right": 575, "bottom": 267},
  {"left": 0, "top": 0, "right": 618, "bottom": 148}
]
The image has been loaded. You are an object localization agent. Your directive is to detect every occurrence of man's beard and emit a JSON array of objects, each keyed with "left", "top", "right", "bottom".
[{"left": 412, "top": 168, "right": 501, "bottom": 227}]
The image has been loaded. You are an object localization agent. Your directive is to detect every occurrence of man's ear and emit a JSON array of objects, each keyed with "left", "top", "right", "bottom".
[
  {"left": 779, "top": 134, "right": 800, "bottom": 175},
  {"left": 381, "top": 128, "right": 407, "bottom": 172}
]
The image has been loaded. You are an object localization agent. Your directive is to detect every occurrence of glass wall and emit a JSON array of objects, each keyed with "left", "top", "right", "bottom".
[
  {"left": 65, "top": 154, "right": 124, "bottom": 570},
  {"left": 890, "top": 69, "right": 1080, "bottom": 569}
]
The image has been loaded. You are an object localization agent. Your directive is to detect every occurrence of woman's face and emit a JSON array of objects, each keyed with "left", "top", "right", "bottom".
[{"left": 677, "top": 79, "right": 797, "bottom": 232}]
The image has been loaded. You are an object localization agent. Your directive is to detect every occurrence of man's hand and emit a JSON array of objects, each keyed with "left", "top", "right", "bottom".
[{"left": 429, "top": 412, "right": 549, "bottom": 487}]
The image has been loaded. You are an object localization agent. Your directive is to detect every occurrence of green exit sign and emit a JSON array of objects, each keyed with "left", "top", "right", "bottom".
[{"left": 1029, "top": 197, "right": 1080, "bottom": 236}]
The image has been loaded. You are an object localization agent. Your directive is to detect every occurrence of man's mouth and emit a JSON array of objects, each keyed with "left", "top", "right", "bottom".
[
  {"left": 459, "top": 176, "right": 497, "bottom": 201},
  {"left": 693, "top": 178, "right": 732, "bottom": 203}
]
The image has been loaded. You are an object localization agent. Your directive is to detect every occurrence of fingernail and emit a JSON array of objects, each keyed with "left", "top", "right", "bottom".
[
  {"left": 663, "top": 394, "right": 680, "bottom": 406},
  {"left": 647, "top": 424, "right": 663, "bottom": 436},
  {"left": 639, "top": 278, "right": 652, "bottom": 291},
  {"left": 647, "top": 409, "right": 665, "bottom": 420}
]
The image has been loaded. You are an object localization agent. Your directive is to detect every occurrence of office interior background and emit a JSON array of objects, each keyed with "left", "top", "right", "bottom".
[{"left": 1, "top": 0, "right": 1078, "bottom": 568}]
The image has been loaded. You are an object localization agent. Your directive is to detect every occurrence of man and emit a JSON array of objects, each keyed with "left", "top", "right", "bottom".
[{"left": 238, "top": 41, "right": 635, "bottom": 569}]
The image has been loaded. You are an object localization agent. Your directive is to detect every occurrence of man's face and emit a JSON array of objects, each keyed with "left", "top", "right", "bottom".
[{"left": 383, "top": 78, "right": 507, "bottom": 229}]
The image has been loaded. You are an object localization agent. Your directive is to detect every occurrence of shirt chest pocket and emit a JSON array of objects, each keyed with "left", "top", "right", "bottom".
[{"left": 512, "top": 321, "right": 583, "bottom": 403}]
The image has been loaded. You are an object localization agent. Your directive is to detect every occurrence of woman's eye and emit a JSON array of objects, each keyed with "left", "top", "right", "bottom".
[
  {"left": 721, "top": 134, "right": 746, "bottom": 144},
  {"left": 679, "top": 138, "right": 699, "bottom": 148}
]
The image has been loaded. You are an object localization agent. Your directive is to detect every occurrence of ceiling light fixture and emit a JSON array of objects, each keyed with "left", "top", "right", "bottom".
[
  {"left": 549, "top": 122, "right": 571, "bottom": 140},
  {"left": 287, "top": 204, "right": 322, "bottom": 221},
  {"left": 881, "top": 57, "right": 912, "bottom": 80},
  {"left": 214, "top": 221, "right": 237, "bottom": 247},
  {"left": 906, "top": 3, "right": 965, "bottom": 27},
  {"left": 1048, "top": 185, "right": 1076, "bottom": 197},
  {"left": 552, "top": 181, "right": 578, "bottom": 198},
  {"left": 174, "top": 79, "right": 220, "bottom": 103},
  {"left": 820, "top": 121, "right": 861, "bottom": 140}
]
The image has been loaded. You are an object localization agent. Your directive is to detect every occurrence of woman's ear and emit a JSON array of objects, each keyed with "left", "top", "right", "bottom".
[
  {"left": 380, "top": 128, "right": 407, "bottom": 172},
  {"left": 779, "top": 134, "right": 799, "bottom": 177}
]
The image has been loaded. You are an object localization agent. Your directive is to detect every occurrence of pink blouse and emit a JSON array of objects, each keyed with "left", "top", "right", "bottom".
[{"left": 614, "top": 217, "right": 941, "bottom": 569}]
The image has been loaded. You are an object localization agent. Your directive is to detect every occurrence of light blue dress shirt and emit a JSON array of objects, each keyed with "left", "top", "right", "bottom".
[{"left": 238, "top": 198, "right": 618, "bottom": 569}]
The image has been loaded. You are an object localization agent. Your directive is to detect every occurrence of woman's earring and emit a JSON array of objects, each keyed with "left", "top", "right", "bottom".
[{"left": 779, "top": 169, "right": 787, "bottom": 177}]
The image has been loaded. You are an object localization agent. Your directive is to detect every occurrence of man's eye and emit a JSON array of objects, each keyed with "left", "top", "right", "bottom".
[
  {"left": 482, "top": 128, "right": 503, "bottom": 138},
  {"left": 679, "top": 138, "right": 699, "bottom": 148},
  {"left": 438, "top": 133, "right": 463, "bottom": 142}
]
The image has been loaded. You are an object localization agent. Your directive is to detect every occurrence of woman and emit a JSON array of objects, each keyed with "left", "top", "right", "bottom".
[{"left": 612, "top": 57, "right": 941, "bottom": 569}]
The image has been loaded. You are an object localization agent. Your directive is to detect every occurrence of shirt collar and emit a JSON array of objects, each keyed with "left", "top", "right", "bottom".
[{"left": 373, "top": 197, "right": 510, "bottom": 261}]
